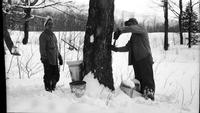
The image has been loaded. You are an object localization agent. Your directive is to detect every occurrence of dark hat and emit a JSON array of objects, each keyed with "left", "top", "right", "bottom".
[{"left": 125, "top": 18, "right": 138, "bottom": 26}]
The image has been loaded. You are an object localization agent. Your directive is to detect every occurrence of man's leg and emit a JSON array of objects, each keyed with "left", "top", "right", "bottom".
[
  {"left": 43, "top": 63, "right": 52, "bottom": 92},
  {"left": 133, "top": 65, "right": 142, "bottom": 93},
  {"left": 137, "top": 56, "right": 155, "bottom": 100},
  {"left": 51, "top": 65, "right": 60, "bottom": 91}
]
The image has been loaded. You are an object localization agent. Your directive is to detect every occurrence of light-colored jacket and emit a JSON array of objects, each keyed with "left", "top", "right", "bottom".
[
  {"left": 118, "top": 24, "right": 153, "bottom": 65},
  {"left": 39, "top": 29, "right": 60, "bottom": 65}
]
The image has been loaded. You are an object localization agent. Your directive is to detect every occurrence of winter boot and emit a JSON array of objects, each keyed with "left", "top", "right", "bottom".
[
  {"left": 143, "top": 87, "right": 155, "bottom": 101},
  {"left": 51, "top": 80, "right": 57, "bottom": 91},
  {"left": 44, "top": 82, "right": 51, "bottom": 92}
]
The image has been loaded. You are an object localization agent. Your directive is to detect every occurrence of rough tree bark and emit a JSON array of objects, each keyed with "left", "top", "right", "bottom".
[
  {"left": 22, "top": 0, "right": 31, "bottom": 44},
  {"left": 3, "top": 0, "right": 14, "bottom": 53},
  {"left": 188, "top": 0, "right": 192, "bottom": 48},
  {"left": 21, "top": 0, "right": 38, "bottom": 44},
  {"left": 179, "top": 0, "right": 183, "bottom": 44},
  {"left": 23, "top": 8, "right": 31, "bottom": 44},
  {"left": 83, "top": 0, "right": 115, "bottom": 90},
  {"left": 164, "top": 0, "right": 169, "bottom": 50}
]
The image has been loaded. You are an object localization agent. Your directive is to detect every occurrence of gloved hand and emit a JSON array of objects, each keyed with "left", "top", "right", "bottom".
[
  {"left": 113, "top": 28, "right": 121, "bottom": 40},
  {"left": 58, "top": 54, "right": 63, "bottom": 65},
  {"left": 110, "top": 45, "right": 118, "bottom": 52}
]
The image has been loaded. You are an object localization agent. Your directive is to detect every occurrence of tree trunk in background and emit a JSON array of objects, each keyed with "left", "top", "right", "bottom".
[
  {"left": 22, "top": 0, "right": 39, "bottom": 44},
  {"left": 3, "top": 0, "right": 14, "bottom": 53},
  {"left": 188, "top": 0, "right": 192, "bottom": 48},
  {"left": 179, "top": 0, "right": 183, "bottom": 44},
  {"left": 23, "top": 20, "right": 29, "bottom": 44},
  {"left": 164, "top": 0, "right": 169, "bottom": 50},
  {"left": 22, "top": 7, "right": 31, "bottom": 45},
  {"left": 83, "top": 0, "right": 115, "bottom": 90},
  {"left": 199, "top": 0, "right": 200, "bottom": 21}
]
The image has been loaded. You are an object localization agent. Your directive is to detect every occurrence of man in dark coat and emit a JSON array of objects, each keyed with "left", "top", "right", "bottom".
[
  {"left": 111, "top": 18, "right": 155, "bottom": 100},
  {"left": 39, "top": 16, "right": 63, "bottom": 92}
]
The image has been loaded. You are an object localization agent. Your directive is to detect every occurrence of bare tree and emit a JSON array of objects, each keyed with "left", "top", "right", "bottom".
[
  {"left": 83, "top": 0, "right": 115, "bottom": 90},
  {"left": 167, "top": 0, "right": 184, "bottom": 44},
  {"left": 152, "top": 0, "right": 169, "bottom": 49},
  {"left": 164, "top": 0, "right": 169, "bottom": 50},
  {"left": 21, "top": 0, "right": 38, "bottom": 44},
  {"left": 179, "top": 0, "right": 183, "bottom": 44},
  {"left": 199, "top": 0, "right": 200, "bottom": 21},
  {"left": 188, "top": 0, "right": 193, "bottom": 48},
  {"left": 3, "top": 0, "right": 74, "bottom": 45},
  {"left": 168, "top": 0, "right": 199, "bottom": 45}
]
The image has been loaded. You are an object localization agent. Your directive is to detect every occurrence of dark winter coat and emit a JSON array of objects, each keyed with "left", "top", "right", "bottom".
[
  {"left": 118, "top": 25, "right": 153, "bottom": 65},
  {"left": 39, "top": 29, "right": 60, "bottom": 65}
]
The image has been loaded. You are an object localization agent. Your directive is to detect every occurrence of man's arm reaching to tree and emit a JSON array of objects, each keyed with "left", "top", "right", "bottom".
[{"left": 118, "top": 25, "right": 146, "bottom": 34}]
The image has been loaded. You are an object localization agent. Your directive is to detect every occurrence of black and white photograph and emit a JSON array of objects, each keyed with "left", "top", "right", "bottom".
[{"left": 2, "top": 0, "right": 200, "bottom": 112}]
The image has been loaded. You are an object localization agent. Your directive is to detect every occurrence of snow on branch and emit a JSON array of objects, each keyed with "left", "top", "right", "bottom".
[
  {"left": 8, "top": 0, "right": 73, "bottom": 10},
  {"left": 12, "top": 2, "right": 62, "bottom": 9}
]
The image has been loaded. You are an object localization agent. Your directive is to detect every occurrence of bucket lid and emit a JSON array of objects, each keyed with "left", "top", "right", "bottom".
[
  {"left": 67, "top": 60, "right": 83, "bottom": 66},
  {"left": 70, "top": 81, "right": 86, "bottom": 86}
]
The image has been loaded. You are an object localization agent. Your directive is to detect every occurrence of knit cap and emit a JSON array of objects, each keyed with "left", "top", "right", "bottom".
[{"left": 44, "top": 16, "right": 53, "bottom": 27}]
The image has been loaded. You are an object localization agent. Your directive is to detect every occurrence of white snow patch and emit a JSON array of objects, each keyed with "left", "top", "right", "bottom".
[{"left": 5, "top": 32, "right": 199, "bottom": 113}]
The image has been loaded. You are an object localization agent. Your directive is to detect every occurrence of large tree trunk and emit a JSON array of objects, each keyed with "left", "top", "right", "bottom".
[
  {"left": 83, "top": 0, "right": 115, "bottom": 90},
  {"left": 164, "top": 0, "right": 169, "bottom": 50},
  {"left": 179, "top": 0, "right": 183, "bottom": 44}
]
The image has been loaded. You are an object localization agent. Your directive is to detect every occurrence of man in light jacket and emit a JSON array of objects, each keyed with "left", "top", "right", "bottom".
[
  {"left": 111, "top": 18, "right": 155, "bottom": 100},
  {"left": 39, "top": 16, "right": 63, "bottom": 92}
]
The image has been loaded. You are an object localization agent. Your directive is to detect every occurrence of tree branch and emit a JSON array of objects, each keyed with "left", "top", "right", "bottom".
[
  {"left": 49, "top": 0, "right": 83, "bottom": 13},
  {"left": 50, "top": 6, "right": 87, "bottom": 22},
  {"left": 169, "top": 0, "right": 179, "bottom": 8},
  {"left": 151, "top": 0, "right": 164, "bottom": 7},
  {"left": 34, "top": 0, "right": 46, "bottom": 6},
  {"left": 12, "top": 2, "right": 61, "bottom": 9},
  {"left": 168, "top": 3, "right": 180, "bottom": 17},
  {"left": 192, "top": 2, "right": 200, "bottom": 7},
  {"left": 61, "top": 39, "right": 78, "bottom": 51}
]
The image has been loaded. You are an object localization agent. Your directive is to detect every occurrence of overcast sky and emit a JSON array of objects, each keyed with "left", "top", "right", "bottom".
[
  {"left": 16, "top": 0, "right": 198, "bottom": 22},
  {"left": 73, "top": 0, "right": 159, "bottom": 14},
  {"left": 71, "top": 0, "right": 199, "bottom": 22},
  {"left": 73, "top": 0, "right": 163, "bottom": 19}
]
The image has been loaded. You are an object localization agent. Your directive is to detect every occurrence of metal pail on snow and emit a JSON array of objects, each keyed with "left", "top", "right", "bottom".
[
  {"left": 66, "top": 60, "right": 83, "bottom": 81},
  {"left": 69, "top": 81, "right": 86, "bottom": 98}
]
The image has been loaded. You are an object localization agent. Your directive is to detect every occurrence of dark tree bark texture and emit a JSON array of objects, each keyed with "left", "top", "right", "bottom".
[
  {"left": 188, "top": 0, "right": 192, "bottom": 48},
  {"left": 22, "top": 0, "right": 38, "bottom": 44},
  {"left": 179, "top": 0, "right": 183, "bottom": 45},
  {"left": 83, "top": 0, "right": 115, "bottom": 90},
  {"left": 164, "top": 0, "right": 169, "bottom": 50},
  {"left": 3, "top": 0, "right": 14, "bottom": 52},
  {"left": 22, "top": 8, "right": 31, "bottom": 45}
]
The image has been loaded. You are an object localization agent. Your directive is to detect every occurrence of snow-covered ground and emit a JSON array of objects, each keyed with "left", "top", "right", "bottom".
[{"left": 5, "top": 31, "right": 199, "bottom": 113}]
